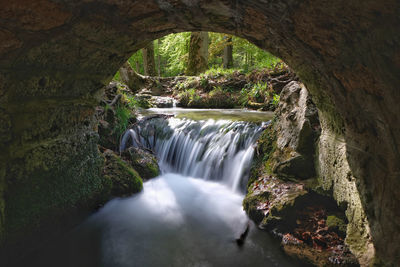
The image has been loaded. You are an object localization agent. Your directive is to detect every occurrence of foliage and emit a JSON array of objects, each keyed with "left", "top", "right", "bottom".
[
  {"left": 201, "top": 67, "right": 238, "bottom": 78},
  {"left": 158, "top": 32, "right": 192, "bottom": 76},
  {"left": 272, "top": 94, "right": 280, "bottom": 106},
  {"left": 113, "top": 70, "right": 121, "bottom": 82},
  {"left": 232, "top": 36, "right": 281, "bottom": 71},
  {"left": 178, "top": 88, "right": 201, "bottom": 106},
  {"left": 115, "top": 32, "right": 282, "bottom": 79},
  {"left": 114, "top": 104, "right": 132, "bottom": 137},
  {"left": 249, "top": 82, "right": 269, "bottom": 102}
]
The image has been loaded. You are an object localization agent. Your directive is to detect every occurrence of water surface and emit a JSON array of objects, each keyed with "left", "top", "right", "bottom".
[
  {"left": 21, "top": 110, "right": 303, "bottom": 267},
  {"left": 140, "top": 108, "right": 274, "bottom": 123}
]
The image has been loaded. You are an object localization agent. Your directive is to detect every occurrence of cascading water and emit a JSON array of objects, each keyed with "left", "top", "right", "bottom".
[
  {"left": 24, "top": 112, "right": 301, "bottom": 267},
  {"left": 120, "top": 117, "right": 267, "bottom": 191}
]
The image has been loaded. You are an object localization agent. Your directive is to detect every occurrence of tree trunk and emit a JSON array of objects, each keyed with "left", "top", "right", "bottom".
[
  {"left": 186, "top": 31, "right": 209, "bottom": 76},
  {"left": 157, "top": 39, "right": 162, "bottom": 77},
  {"left": 223, "top": 36, "right": 233, "bottom": 69},
  {"left": 119, "top": 62, "right": 145, "bottom": 93},
  {"left": 135, "top": 61, "right": 140, "bottom": 73},
  {"left": 142, "top": 42, "right": 156, "bottom": 76}
]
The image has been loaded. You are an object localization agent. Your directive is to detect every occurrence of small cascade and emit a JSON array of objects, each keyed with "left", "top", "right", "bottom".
[{"left": 120, "top": 117, "right": 267, "bottom": 191}]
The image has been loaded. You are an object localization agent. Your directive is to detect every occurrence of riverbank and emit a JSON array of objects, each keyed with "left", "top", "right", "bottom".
[{"left": 117, "top": 65, "right": 297, "bottom": 111}]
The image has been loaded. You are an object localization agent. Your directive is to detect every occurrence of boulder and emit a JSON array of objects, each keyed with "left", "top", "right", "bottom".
[
  {"left": 150, "top": 96, "right": 174, "bottom": 108},
  {"left": 103, "top": 149, "right": 143, "bottom": 197},
  {"left": 122, "top": 147, "right": 160, "bottom": 180},
  {"left": 271, "top": 81, "right": 320, "bottom": 179}
]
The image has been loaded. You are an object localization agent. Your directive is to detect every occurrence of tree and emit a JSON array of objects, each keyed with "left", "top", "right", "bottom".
[
  {"left": 119, "top": 62, "right": 145, "bottom": 93},
  {"left": 157, "top": 39, "right": 162, "bottom": 76},
  {"left": 142, "top": 42, "right": 156, "bottom": 76},
  {"left": 186, "top": 31, "right": 209, "bottom": 76},
  {"left": 223, "top": 35, "right": 233, "bottom": 69}
]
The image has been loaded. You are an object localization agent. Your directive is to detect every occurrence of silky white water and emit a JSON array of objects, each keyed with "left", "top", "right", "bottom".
[
  {"left": 23, "top": 114, "right": 301, "bottom": 267},
  {"left": 85, "top": 174, "right": 294, "bottom": 267},
  {"left": 120, "top": 117, "right": 268, "bottom": 191}
]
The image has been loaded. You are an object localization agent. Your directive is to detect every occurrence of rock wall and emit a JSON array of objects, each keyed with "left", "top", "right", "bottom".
[
  {"left": 244, "top": 81, "right": 359, "bottom": 266},
  {"left": 317, "top": 116, "right": 376, "bottom": 266}
]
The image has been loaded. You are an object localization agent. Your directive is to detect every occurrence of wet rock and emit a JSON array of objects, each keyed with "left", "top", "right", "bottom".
[
  {"left": 134, "top": 94, "right": 152, "bottom": 109},
  {"left": 150, "top": 96, "right": 174, "bottom": 108},
  {"left": 103, "top": 149, "right": 143, "bottom": 197},
  {"left": 122, "top": 147, "right": 160, "bottom": 180},
  {"left": 243, "top": 175, "right": 308, "bottom": 229}
]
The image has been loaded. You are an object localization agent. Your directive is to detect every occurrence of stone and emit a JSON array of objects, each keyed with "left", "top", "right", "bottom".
[
  {"left": 268, "top": 81, "right": 320, "bottom": 180},
  {"left": 103, "top": 149, "right": 143, "bottom": 197},
  {"left": 122, "top": 147, "right": 160, "bottom": 180},
  {"left": 150, "top": 96, "right": 174, "bottom": 108},
  {"left": 326, "top": 215, "right": 347, "bottom": 235},
  {"left": 243, "top": 175, "right": 308, "bottom": 229}
]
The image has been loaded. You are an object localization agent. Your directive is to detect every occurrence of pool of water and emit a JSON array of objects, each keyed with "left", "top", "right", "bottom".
[
  {"left": 23, "top": 174, "right": 302, "bottom": 267},
  {"left": 140, "top": 108, "right": 274, "bottom": 123},
  {"left": 16, "top": 109, "right": 304, "bottom": 267}
]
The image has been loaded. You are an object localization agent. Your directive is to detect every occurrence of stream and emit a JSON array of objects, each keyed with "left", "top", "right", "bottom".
[{"left": 24, "top": 109, "right": 304, "bottom": 267}]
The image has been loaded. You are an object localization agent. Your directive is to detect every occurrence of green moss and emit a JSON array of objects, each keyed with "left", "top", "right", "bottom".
[
  {"left": 5, "top": 138, "right": 106, "bottom": 247},
  {"left": 247, "top": 125, "right": 277, "bottom": 188},
  {"left": 145, "top": 162, "right": 159, "bottom": 178},
  {"left": 124, "top": 147, "right": 160, "bottom": 180},
  {"left": 242, "top": 192, "right": 270, "bottom": 224},
  {"left": 104, "top": 151, "right": 143, "bottom": 196},
  {"left": 326, "top": 215, "right": 347, "bottom": 234}
]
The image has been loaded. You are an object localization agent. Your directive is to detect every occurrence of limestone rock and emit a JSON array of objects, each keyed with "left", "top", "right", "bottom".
[
  {"left": 272, "top": 81, "right": 320, "bottom": 179},
  {"left": 243, "top": 175, "right": 308, "bottom": 229},
  {"left": 150, "top": 96, "right": 174, "bottom": 108}
]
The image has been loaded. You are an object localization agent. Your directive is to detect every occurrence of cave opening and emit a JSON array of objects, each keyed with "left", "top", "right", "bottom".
[{"left": 1, "top": 1, "right": 399, "bottom": 266}]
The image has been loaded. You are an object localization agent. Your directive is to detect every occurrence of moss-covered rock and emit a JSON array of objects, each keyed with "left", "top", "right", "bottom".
[
  {"left": 122, "top": 147, "right": 160, "bottom": 180},
  {"left": 103, "top": 149, "right": 143, "bottom": 196},
  {"left": 97, "top": 82, "right": 138, "bottom": 150},
  {"left": 326, "top": 215, "right": 347, "bottom": 236},
  {"left": 3, "top": 131, "right": 107, "bottom": 262},
  {"left": 243, "top": 174, "right": 308, "bottom": 230}
]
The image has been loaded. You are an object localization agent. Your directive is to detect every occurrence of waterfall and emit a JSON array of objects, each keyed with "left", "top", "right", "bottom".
[{"left": 120, "top": 117, "right": 266, "bottom": 191}]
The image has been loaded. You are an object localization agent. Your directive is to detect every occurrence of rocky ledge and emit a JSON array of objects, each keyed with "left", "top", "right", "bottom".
[
  {"left": 243, "top": 81, "right": 358, "bottom": 266},
  {"left": 97, "top": 82, "right": 160, "bottom": 201}
]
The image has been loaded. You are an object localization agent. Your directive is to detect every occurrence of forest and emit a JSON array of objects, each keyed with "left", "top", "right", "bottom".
[
  {"left": 117, "top": 32, "right": 281, "bottom": 77},
  {"left": 110, "top": 32, "right": 294, "bottom": 115}
]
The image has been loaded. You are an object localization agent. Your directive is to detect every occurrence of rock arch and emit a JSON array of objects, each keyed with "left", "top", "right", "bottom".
[{"left": 0, "top": 0, "right": 399, "bottom": 265}]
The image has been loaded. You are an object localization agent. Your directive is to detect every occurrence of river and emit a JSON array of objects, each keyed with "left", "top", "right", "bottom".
[{"left": 23, "top": 109, "right": 305, "bottom": 267}]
